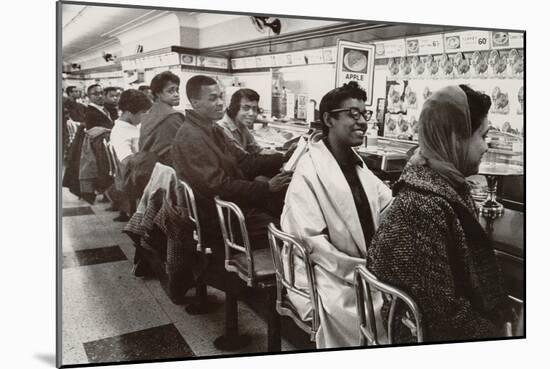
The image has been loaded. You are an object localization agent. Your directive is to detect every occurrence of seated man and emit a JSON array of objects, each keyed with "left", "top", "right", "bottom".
[
  {"left": 217, "top": 88, "right": 265, "bottom": 155},
  {"left": 103, "top": 86, "right": 122, "bottom": 121},
  {"left": 172, "top": 75, "right": 293, "bottom": 257},
  {"left": 281, "top": 81, "right": 393, "bottom": 348},
  {"left": 84, "top": 84, "right": 113, "bottom": 130},
  {"left": 139, "top": 71, "right": 185, "bottom": 166}
]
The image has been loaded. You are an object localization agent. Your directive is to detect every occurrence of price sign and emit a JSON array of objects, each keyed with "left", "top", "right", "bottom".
[
  {"left": 444, "top": 31, "right": 490, "bottom": 52},
  {"left": 374, "top": 39, "right": 406, "bottom": 59},
  {"left": 305, "top": 49, "right": 324, "bottom": 64},
  {"left": 509, "top": 32, "right": 524, "bottom": 48},
  {"left": 417, "top": 34, "right": 444, "bottom": 55}
]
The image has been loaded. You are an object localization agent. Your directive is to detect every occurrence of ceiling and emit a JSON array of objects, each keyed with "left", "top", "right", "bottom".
[
  {"left": 61, "top": 4, "right": 280, "bottom": 60},
  {"left": 62, "top": 3, "right": 461, "bottom": 64}
]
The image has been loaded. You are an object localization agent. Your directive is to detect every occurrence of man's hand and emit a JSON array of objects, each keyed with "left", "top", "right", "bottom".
[{"left": 268, "top": 171, "right": 293, "bottom": 192}]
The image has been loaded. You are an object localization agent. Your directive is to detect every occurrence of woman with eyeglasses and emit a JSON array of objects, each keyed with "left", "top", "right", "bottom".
[
  {"left": 281, "top": 81, "right": 393, "bottom": 348},
  {"left": 217, "top": 88, "right": 265, "bottom": 154}
]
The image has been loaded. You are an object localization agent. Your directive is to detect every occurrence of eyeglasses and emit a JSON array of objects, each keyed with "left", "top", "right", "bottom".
[
  {"left": 240, "top": 104, "right": 259, "bottom": 113},
  {"left": 329, "top": 107, "right": 370, "bottom": 121}
]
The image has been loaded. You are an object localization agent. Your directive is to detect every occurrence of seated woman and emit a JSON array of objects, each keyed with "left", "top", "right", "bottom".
[
  {"left": 139, "top": 71, "right": 185, "bottom": 167},
  {"left": 109, "top": 89, "right": 152, "bottom": 220},
  {"left": 367, "top": 85, "right": 511, "bottom": 343},
  {"left": 281, "top": 81, "right": 393, "bottom": 348},
  {"left": 111, "top": 89, "right": 152, "bottom": 162}
]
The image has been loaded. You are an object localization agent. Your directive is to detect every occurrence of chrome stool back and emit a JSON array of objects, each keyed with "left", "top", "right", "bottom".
[
  {"left": 354, "top": 264, "right": 423, "bottom": 345},
  {"left": 214, "top": 196, "right": 280, "bottom": 351},
  {"left": 178, "top": 179, "right": 218, "bottom": 314},
  {"left": 267, "top": 223, "right": 319, "bottom": 342}
]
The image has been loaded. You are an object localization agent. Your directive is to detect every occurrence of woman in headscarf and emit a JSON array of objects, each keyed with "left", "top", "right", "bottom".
[{"left": 367, "top": 85, "right": 512, "bottom": 343}]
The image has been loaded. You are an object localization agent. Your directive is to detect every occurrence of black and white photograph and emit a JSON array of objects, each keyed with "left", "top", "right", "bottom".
[
  {"left": 6, "top": 0, "right": 547, "bottom": 368},
  {"left": 54, "top": 0, "right": 529, "bottom": 367}
]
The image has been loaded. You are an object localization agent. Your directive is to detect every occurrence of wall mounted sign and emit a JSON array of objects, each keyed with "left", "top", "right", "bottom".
[
  {"left": 335, "top": 40, "right": 376, "bottom": 105},
  {"left": 374, "top": 38, "right": 406, "bottom": 59},
  {"left": 444, "top": 31, "right": 491, "bottom": 52}
]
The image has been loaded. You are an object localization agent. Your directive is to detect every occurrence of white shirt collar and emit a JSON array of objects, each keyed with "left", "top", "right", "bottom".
[{"left": 115, "top": 119, "right": 138, "bottom": 129}]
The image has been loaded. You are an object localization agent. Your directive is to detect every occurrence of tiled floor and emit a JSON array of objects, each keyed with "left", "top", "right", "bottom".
[{"left": 60, "top": 188, "right": 313, "bottom": 366}]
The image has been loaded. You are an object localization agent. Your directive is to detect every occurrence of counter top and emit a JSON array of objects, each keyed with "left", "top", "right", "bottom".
[{"left": 478, "top": 208, "right": 524, "bottom": 259}]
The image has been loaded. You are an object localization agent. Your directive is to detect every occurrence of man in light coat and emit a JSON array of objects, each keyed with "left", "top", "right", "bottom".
[{"left": 281, "top": 81, "right": 392, "bottom": 348}]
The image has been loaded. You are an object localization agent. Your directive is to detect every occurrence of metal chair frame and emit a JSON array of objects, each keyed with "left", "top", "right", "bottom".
[
  {"left": 178, "top": 180, "right": 210, "bottom": 254},
  {"left": 267, "top": 223, "right": 319, "bottom": 341},
  {"left": 213, "top": 196, "right": 280, "bottom": 351},
  {"left": 214, "top": 196, "right": 256, "bottom": 287},
  {"left": 354, "top": 264, "right": 424, "bottom": 345},
  {"left": 102, "top": 138, "right": 119, "bottom": 178}
]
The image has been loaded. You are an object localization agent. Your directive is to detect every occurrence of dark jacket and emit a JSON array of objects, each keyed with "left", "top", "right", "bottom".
[
  {"left": 105, "top": 104, "right": 119, "bottom": 121},
  {"left": 172, "top": 109, "right": 283, "bottom": 206},
  {"left": 139, "top": 102, "right": 185, "bottom": 166},
  {"left": 172, "top": 109, "right": 285, "bottom": 256},
  {"left": 62, "top": 124, "right": 86, "bottom": 197},
  {"left": 64, "top": 99, "right": 87, "bottom": 122},
  {"left": 367, "top": 163, "right": 509, "bottom": 343},
  {"left": 85, "top": 105, "right": 113, "bottom": 130}
]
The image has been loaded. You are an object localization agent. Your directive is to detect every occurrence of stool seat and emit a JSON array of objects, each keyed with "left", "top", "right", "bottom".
[{"left": 230, "top": 248, "right": 276, "bottom": 282}]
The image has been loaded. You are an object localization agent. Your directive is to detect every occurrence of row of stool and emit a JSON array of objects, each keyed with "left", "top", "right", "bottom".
[{"left": 178, "top": 178, "right": 425, "bottom": 351}]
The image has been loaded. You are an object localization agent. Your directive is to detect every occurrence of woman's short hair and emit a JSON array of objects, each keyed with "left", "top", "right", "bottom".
[
  {"left": 150, "top": 71, "right": 180, "bottom": 98},
  {"left": 226, "top": 89, "right": 260, "bottom": 120},
  {"left": 319, "top": 81, "right": 367, "bottom": 136},
  {"left": 118, "top": 89, "right": 152, "bottom": 114},
  {"left": 459, "top": 84, "right": 492, "bottom": 134},
  {"left": 186, "top": 75, "right": 217, "bottom": 100}
]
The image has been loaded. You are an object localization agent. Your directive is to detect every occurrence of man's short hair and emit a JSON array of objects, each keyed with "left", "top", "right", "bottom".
[
  {"left": 186, "top": 75, "right": 217, "bottom": 101},
  {"left": 118, "top": 89, "right": 152, "bottom": 114},
  {"left": 103, "top": 86, "right": 120, "bottom": 96},
  {"left": 66, "top": 86, "right": 78, "bottom": 95},
  {"left": 226, "top": 88, "right": 260, "bottom": 120},
  {"left": 138, "top": 85, "right": 151, "bottom": 92},
  {"left": 87, "top": 83, "right": 102, "bottom": 96},
  {"left": 319, "top": 81, "right": 367, "bottom": 136},
  {"left": 150, "top": 71, "right": 180, "bottom": 98}
]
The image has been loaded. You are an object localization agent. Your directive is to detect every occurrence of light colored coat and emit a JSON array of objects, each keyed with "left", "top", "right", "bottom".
[{"left": 281, "top": 134, "right": 392, "bottom": 348}]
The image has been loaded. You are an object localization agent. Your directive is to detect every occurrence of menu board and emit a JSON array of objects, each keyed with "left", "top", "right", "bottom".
[
  {"left": 304, "top": 49, "right": 324, "bottom": 64},
  {"left": 405, "top": 34, "right": 444, "bottom": 55},
  {"left": 444, "top": 31, "right": 491, "bottom": 52},
  {"left": 375, "top": 39, "right": 406, "bottom": 59},
  {"left": 291, "top": 52, "right": 306, "bottom": 66},
  {"left": 491, "top": 31, "right": 524, "bottom": 50},
  {"left": 197, "top": 56, "right": 229, "bottom": 69},
  {"left": 180, "top": 54, "right": 196, "bottom": 66},
  {"left": 322, "top": 47, "right": 336, "bottom": 63},
  {"left": 508, "top": 32, "right": 525, "bottom": 48},
  {"left": 335, "top": 40, "right": 376, "bottom": 105}
]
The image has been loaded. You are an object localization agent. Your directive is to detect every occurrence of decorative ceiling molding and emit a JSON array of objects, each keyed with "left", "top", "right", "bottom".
[
  {"left": 201, "top": 22, "right": 388, "bottom": 54},
  {"left": 100, "top": 10, "right": 172, "bottom": 38}
]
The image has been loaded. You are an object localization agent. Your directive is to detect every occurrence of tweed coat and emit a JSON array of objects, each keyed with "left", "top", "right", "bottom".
[{"left": 367, "top": 163, "right": 509, "bottom": 343}]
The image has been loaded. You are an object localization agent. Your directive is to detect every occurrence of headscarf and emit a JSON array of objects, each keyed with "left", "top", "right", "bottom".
[{"left": 409, "top": 85, "right": 472, "bottom": 189}]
